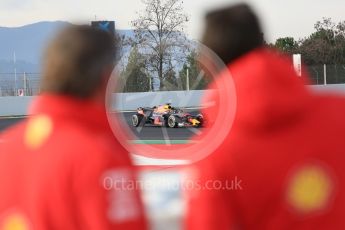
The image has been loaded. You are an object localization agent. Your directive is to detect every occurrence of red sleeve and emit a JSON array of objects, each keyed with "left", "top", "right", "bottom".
[{"left": 72, "top": 143, "right": 147, "bottom": 230}]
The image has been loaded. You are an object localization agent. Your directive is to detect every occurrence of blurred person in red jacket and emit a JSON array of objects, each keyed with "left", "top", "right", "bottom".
[
  {"left": 186, "top": 4, "right": 345, "bottom": 230},
  {"left": 0, "top": 25, "right": 147, "bottom": 230}
]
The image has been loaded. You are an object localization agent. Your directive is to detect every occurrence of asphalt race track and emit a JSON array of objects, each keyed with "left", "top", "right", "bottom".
[
  {"left": 0, "top": 111, "right": 203, "bottom": 141},
  {"left": 0, "top": 117, "right": 25, "bottom": 132}
]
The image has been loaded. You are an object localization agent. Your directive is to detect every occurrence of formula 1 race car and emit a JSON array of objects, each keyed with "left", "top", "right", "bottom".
[{"left": 131, "top": 104, "right": 204, "bottom": 128}]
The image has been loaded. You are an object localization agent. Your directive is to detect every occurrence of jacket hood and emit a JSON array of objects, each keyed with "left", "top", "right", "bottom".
[{"left": 228, "top": 48, "right": 312, "bottom": 131}]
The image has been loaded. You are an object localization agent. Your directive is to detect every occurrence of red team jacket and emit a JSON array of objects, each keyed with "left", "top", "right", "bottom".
[
  {"left": 0, "top": 95, "right": 147, "bottom": 230},
  {"left": 186, "top": 49, "right": 345, "bottom": 229}
]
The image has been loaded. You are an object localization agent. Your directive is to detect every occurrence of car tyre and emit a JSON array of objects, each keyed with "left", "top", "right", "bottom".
[
  {"left": 132, "top": 114, "right": 143, "bottom": 127},
  {"left": 167, "top": 115, "right": 178, "bottom": 128}
]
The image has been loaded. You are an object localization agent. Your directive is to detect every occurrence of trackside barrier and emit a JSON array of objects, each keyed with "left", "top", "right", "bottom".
[{"left": 0, "top": 85, "right": 345, "bottom": 116}]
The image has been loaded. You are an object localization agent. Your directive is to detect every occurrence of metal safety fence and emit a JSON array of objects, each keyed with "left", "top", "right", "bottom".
[
  {"left": 0, "top": 73, "right": 41, "bottom": 97},
  {"left": 306, "top": 64, "right": 345, "bottom": 85},
  {"left": 1, "top": 65, "right": 345, "bottom": 96}
]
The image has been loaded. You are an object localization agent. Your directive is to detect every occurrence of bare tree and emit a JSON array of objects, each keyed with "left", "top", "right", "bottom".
[{"left": 131, "top": 0, "right": 189, "bottom": 90}]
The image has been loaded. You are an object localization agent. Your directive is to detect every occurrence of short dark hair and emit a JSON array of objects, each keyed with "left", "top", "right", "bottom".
[
  {"left": 202, "top": 4, "right": 263, "bottom": 65},
  {"left": 41, "top": 25, "right": 117, "bottom": 98}
]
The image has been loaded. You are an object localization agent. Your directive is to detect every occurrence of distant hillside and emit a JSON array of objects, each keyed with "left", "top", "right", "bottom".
[
  {"left": 0, "top": 21, "right": 69, "bottom": 70},
  {"left": 0, "top": 21, "right": 134, "bottom": 73}
]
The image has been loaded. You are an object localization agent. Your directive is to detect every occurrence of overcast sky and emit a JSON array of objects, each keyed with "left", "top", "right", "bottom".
[{"left": 0, "top": 0, "right": 344, "bottom": 42}]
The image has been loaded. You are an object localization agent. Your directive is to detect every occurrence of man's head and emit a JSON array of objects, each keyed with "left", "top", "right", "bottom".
[
  {"left": 41, "top": 25, "right": 117, "bottom": 99},
  {"left": 202, "top": 3, "right": 264, "bottom": 65}
]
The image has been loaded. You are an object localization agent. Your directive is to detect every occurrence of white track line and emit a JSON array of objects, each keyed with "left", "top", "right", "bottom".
[
  {"left": 161, "top": 127, "right": 172, "bottom": 146},
  {"left": 132, "top": 154, "right": 189, "bottom": 166}
]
